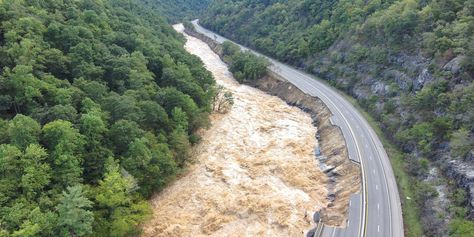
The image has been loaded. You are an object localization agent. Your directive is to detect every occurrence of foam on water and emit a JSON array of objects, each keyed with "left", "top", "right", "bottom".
[{"left": 142, "top": 24, "right": 328, "bottom": 237}]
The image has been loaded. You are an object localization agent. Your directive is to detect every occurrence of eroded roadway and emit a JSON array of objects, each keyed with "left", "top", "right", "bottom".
[{"left": 191, "top": 20, "right": 403, "bottom": 237}]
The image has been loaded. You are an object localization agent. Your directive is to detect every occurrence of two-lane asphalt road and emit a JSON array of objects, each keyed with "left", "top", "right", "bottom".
[{"left": 191, "top": 20, "right": 403, "bottom": 237}]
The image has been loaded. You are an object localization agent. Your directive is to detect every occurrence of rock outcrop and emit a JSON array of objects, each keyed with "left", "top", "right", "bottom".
[
  {"left": 443, "top": 56, "right": 466, "bottom": 75},
  {"left": 442, "top": 157, "right": 474, "bottom": 219}
]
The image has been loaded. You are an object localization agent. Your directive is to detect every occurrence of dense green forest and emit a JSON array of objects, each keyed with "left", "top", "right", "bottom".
[
  {"left": 221, "top": 41, "right": 269, "bottom": 83},
  {"left": 201, "top": 0, "right": 474, "bottom": 236},
  {"left": 0, "top": 0, "right": 215, "bottom": 236},
  {"left": 140, "top": 0, "right": 210, "bottom": 23}
]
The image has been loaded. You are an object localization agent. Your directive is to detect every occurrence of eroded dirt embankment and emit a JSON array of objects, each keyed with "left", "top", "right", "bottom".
[
  {"left": 184, "top": 25, "right": 361, "bottom": 227},
  {"left": 141, "top": 24, "right": 328, "bottom": 237},
  {"left": 253, "top": 74, "right": 361, "bottom": 226}
]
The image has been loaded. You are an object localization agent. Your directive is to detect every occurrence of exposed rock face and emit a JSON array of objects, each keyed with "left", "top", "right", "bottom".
[
  {"left": 442, "top": 158, "right": 474, "bottom": 219},
  {"left": 384, "top": 70, "right": 412, "bottom": 92},
  {"left": 443, "top": 56, "right": 466, "bottom": 75},
  {"left": 467, "top": 151, "right": 474, "bottom": 163},
  {"left": 183, "top": 21, "right": 474, "bottom": 225},
  {"left": 414, "top": 69, "right": 434, "bottom": 91},
  {"left": 310, "top": 39, "right": 474, "bottom": 223},
  {"left": 422, "top": 167, "right": 450, "bottom": 236},
  {"left": 392, "top": 53, "right": 430, "bottom": 71},
  {"left": 371, "top": 81, "right": 388, "bottom": 95}
]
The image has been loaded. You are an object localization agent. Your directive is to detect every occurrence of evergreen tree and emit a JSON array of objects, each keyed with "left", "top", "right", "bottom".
[{"left": 55, "top": 185, "right": 94, "bottom": 237}]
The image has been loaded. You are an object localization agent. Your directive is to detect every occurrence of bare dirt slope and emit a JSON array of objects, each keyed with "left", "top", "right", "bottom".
[
  {"left": 184, "top": 26, "right": 361, "bottom": 228},
  {"left": 141, "top": 24, "right": 328, "bottom": 237},
  {"left": 255, "top": 75, "right": 361, "bottom": 227}
]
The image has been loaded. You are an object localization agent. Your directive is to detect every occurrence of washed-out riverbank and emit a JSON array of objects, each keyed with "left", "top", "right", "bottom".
[
  {"left": 141, "top": 24, "right": 329, "bottom": 236},
  {"left": 183, "top": 23, "right": 361, "bottom": 228}
]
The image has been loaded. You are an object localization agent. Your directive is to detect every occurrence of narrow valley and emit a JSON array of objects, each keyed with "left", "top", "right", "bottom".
[{"left": 142, "top": 24, "right": 330, "bottom": 236}]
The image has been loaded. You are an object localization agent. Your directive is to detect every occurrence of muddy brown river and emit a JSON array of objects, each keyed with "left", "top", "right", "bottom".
[{"left": 141, "top": 24, "right": 328, "bottom": 237}]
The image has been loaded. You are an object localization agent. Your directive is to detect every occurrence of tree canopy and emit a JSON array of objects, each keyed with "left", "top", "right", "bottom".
[
  {"left": 139, "top": 0, "right": 211, "bottom": 23},
  {"left": 0, "top": 0, "right": 214, "bottom": 236},
  {"left": 201, "top": 0, "right": 474, "bottom": 236}
]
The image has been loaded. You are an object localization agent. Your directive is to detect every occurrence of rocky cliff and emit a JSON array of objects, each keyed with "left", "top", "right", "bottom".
[{"left": 311, "top": 39, "right": 474, "bottom": 224}]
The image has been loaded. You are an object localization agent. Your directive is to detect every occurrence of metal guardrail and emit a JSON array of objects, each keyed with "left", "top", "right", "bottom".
[
  {"left": 305, "top": 212, "right": 324, "bottom": 237},
  {"left": 314, "top": 223, "right": 324, "bottom": 237}
]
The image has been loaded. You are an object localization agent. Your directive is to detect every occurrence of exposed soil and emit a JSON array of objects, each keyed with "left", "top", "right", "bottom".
[
  {"left": 253, "top": 74, "right": 361, "bottom": 227},
  {"left": 141, "top": 24, "right": 329, "bottom": 237},
  {"left": 184, "top": 24, "right": 361, "bottom": 228}
]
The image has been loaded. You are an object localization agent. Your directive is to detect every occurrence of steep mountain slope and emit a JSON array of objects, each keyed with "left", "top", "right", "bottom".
[
  {"left": 140, "top": 0, "right": 211, "bottom": 23},
  {"left": 201, "top": 0, "right": 474, "bottom": 236},
  {"left": 0, "top": 0, "right": 214, "bottom": 236}
]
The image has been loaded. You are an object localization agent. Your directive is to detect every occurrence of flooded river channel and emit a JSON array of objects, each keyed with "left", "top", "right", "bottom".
[{"left": 141, "top": 24, "right": 328, "bottom": 237}]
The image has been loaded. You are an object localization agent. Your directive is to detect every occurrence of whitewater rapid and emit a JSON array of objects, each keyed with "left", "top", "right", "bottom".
[{"left": 142, "top": 24, "right": 328, "bottom": 237}]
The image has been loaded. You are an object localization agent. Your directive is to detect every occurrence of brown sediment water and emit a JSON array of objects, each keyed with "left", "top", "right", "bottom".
[{"left": 141, "top": 24, "right": 328, "bottom": 237}]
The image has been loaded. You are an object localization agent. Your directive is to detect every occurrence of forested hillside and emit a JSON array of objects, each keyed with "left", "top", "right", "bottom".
[
  {"left": 201, "top": 0, "right": 474, "bottom": 236},
  {"left": 0, "top": 0, "right": 214, "bottom": 236},
  {"left": 140, "top": 0, "right": 210, "bottom": 23}
]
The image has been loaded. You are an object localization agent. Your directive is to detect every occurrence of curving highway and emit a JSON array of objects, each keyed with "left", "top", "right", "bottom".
[{"left": 191, "top": 20, "right": 404, "bottom": 237}]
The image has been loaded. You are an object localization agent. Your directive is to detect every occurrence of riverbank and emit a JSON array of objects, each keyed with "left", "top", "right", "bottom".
[
  {"left": 184, "top": 23, "right": 361, "bottom": 228},
  {"left": 141, "top": 24, "right": 330, "bottom": 236}
]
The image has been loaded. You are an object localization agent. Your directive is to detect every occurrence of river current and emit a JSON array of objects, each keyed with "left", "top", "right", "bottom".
[{"left": 141, "top": 24, "right": 328, "bottom": 237}]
